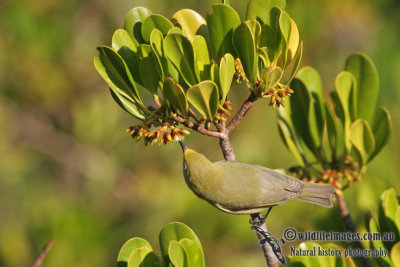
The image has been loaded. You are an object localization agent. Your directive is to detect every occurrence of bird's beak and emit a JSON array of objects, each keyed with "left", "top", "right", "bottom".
[{"left": 179, "top": 140, "right": 188, "bottom": 152}]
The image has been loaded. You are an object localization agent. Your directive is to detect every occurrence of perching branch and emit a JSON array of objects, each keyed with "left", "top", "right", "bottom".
[
  {"left": 335, "top": 192, "right": 371, "bottom": 267},
  {"left": 174, "top": 115, "right": 222, "bottom": 138},
  {"left": 227, "top": 92, "right": 259, "bottom": 133},
  {"left": 218, "top": 132, "right": 280, "bottom": 267},
  {"left": 31, "top": 240, "right": 54, "bottom": 267}
]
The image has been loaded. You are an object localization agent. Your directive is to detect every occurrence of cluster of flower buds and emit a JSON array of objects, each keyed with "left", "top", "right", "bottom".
[
  {"left": 320, "top": 156, "right": 361, "bottom": 190},
  {"left": 214, "top": 100, "right": 232, "bottom": 123},
  {"left": 234, "top": 58, "right": 247, "bottom": 83},
  {"left": 127, "top": 123, "right": 190, "bottom": 145},
  {"left": 266, "top": 86, "right": 294, "bottom": 108}
]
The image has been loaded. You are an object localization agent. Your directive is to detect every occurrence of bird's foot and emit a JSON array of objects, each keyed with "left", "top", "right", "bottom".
[{"left": 249, "top": 207, "right": 273, "bottom": 226}]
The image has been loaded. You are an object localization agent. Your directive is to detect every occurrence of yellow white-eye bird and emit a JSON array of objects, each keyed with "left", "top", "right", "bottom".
[{"left": 179, "top": 141, "right": 335, "bottom": 215}]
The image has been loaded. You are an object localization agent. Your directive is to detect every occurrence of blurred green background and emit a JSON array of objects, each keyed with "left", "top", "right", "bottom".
[{"left": 0, "top": 0, "right": 399, "bottom": 266}]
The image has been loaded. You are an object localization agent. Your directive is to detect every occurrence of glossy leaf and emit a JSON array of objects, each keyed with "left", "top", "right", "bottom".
[
  {"left": 206, "top": 4, "right": 240, "bottom": 57},
  {"left": 233, "top": 23, "right": 257, "bottom": 84},
  {"left": 369, "top": 107, "right": 392, "bottom": 161},
  {"left": 244, "top": 20, "right": 262, "bottom": 47},
  {"left": 169, "top": 240, "right": 188, "bottom": 267},
  {"left": 127, "top": 248, "right": 152, "bottom": 267},
  {"left": 278, "top": 120, "right": 305, "bottom": 166},
  {"left": 192, "top": 35, "right": 210, "bottom": 81},
  {"left": 168, "top": 26, "right": 184, "bottom": 35},
  {"left": 369, "top": 218, "right": 393, "bottom": 266},
  {"left": 246, "top": 0, "right": 286, "bottom": 24},
  {"left": 278, "top": 10, "right": 291, "bottom": 67},
  {"left": 141, "top": 14, "right": 174, "bottom": 43},
  {"left": 287, "top": 19, "right": 299, "bottom": 61},
  {"left": 218, "top": 53, "right": 235, "bottom": 103},
  {"left": 137, "top": 44, "right": 152, "bottom": 59},
  {"left": 159, "top": 222, "right": 202, "bottom": 266},
  {"left": 259, "top": 24, "right": 278, "bottom": 52},
  {"left": 325, "top": 105, "right": 345, "bottom": 157},
  {"left": 109, "top": 89, "right": 145, "bottom": 120},
  {"left": 350, "top": 119, "right": 375, "bottom": 165},
  {"left": 124, "top": 7, "right": 153, "bottom": 45},
  {"left": 171, "top": 9, "right": 208, "bottom": 42},
  {"left": 295, "top": 65, "right": 325, "bottom": 146},
  {"left": 96, "top": 46, "right": 139, "bottom": 100},
  {"left": 187, "top": 81, "right": 219, "bottom": 120},
  {"left": 179, "top": 238, "right": 205, "bottom": 267},
  {"left": 117, "top": 238, "right": 152, "bottom": 267},
  {"left": 164, "top": 33, "right": 197, "bottom": 86},
  {"left": 381, "top": 188, "right": 398, "bottom": 223},
  {"left": 264, "top": 67, "right": 282, "bottom": 89},
  {"left": 150, "top": 29, "right": 167, "bottom": 80},
  {"left": 112, "top": 29, "right": 142, "bottom": 85},
  {"left": 391, "top": 242, "right": 400, "bottom": 267},
  {"left": 163, "top": 78, "right": 188, "bottom": 118},
  {"left": 290, "top": 78, "right": 316, "bottom": 152},
  {"left": 335, "top": 71, "right": 356, "bottom": 151},
  {"left": 139, "top": 55, "right": 160, "bottom": 94},
  {"left": 280, "top": 41, "right": 303, "bottom": 85},
  {"left": 345, "top": 53, "right": 379, "bottom": 121}
]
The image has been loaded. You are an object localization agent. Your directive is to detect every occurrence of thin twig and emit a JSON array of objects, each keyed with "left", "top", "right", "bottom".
[
  {"left": 218, "top": 132, "right": 280, "bottom": 267},
  {"left": 174, "top": 115, "right": 222, "bottom": 138},
  {"left": 226, "top": 92, "right": 259, "bottom": 133},
  {"left": 335, "top": 192, "right": 371, "bottom": 267},
  {"left": 31, "top": 240, "right": 54, "bottom": 267}
]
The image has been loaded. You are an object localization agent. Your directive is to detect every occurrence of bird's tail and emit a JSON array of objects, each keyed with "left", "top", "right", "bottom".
[{"left": 297, "top": 182, "right": 335, "bottom": 208}]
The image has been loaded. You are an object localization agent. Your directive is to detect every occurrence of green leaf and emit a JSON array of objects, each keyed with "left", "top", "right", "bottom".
[
  {"left": 96, "top": 46, "right": 139, "bottom": 100},
  {"left": 263, "top": 67, "right": 282, "bottom": 89},
  {"left": 150, "top": 28, "right": 169, "bottom": 80},
  {"left": 259, "top": 24, "right": 278, "bottom": 52},
  {"left": 280, "top": 41, "right": 303, "bottom": 85},
  {"left": 112, "top": 29, "right": 142, "bottom": 86},
  {"left": 137, "top": 44, "right": 152, "bottom": 59},
  {"left": 278, "top": 119, "right": 305, "bottom": 166},
  {"left": 169, "top": 240, "right": 188, "bottom": 267},
  {"left": 124, "top": 7, "right": 153, "bottom": 45},
  {"left": 350, "top": 119, "right": 375, "bottom": 165},
  {"left": 287, "top": 19, "right": 300, "bottom": 61},
  {"left": 139, "top": 55, "right": 160, "bottom": 94},
  {"left": 369, "top": 217, "right": 393, "bottom": 266},
  {"left": 164, "top": 33, "right": 197, "bottom": 86},
  {"left": 289, "top": 242, "right": 322, "bottom": 266},
  {"left": 163, "top": 78, "right": 189, "bottom": 118},
  {"left": 117, "top": 237, "right": 153, "bottom": 267},
  {"left": 233, "top": 23, "right": 257, "bottom": 84},
  {"left": 290, "top": 78, "right": 316, "bottom": 153},
  {"left": 141, "top": 14, "right": 174, "bottom": 43},
  {"left": 381, "top": 188, "right": 399, "bottom": 222},
  {"left": 218, "top": 53, "right": 235, "bottom": 103},
  {"left": 192, "top": 35, "right": 211, "bottom": 81},
  {"left": 344, "top": 52, "right": 379, "bottom": 121},
  {"left": 179, "top": 238, "right": 205, "bottom": 267},
  {"left": 391, "top": 242, "right": 400, "bottom": 267},
  {"left": 206, "top": 4, "right": 240, "bottom": 57},
  {"left": 278, "top": 10, "right": 291, "bottom": 67},
  {"left": 159, "top": 222, "right": 202, "bottom": 266},
  {"left": 187, "top": 81, "right": 219, "bottom": 120},
  {"left": 245, "top": 20, "right": 262, "bottom": 47},
  {"left": 246, "top": 0, "right": 286, "bottom": 24},
  {"left": 168, "top": 27, "right": 184, "bottom": 35},
  {"left": 325, "top": 105, "right": 345, "bottom": 158},
  {"left": 171, "top": 9, "right": 208, "bottom": 42},
  {"left": 109, "top": 89, "right": 145, "bottom": 120},
  {"left": 141, "top": 252, "right": 163, "bottom": 267},
  {"left": 127, "top": 247, "right": 152, "bottom": 267},
  {"left": 335, "top": 71, "right": 356, "bottom": 152},
  {"left": 295, "top": 65, "right": 325, "bottom": 147},
  {"left": 94, "top": 53, "right": 145, "bottom": 120},
  {"left": 369, "top": 107, "right": 392, "bottom": 162}
]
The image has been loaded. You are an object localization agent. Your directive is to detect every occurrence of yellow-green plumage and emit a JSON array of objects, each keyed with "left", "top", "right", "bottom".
[{"left": 182, "top": 149, "right": 335, "bottom": 214}]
